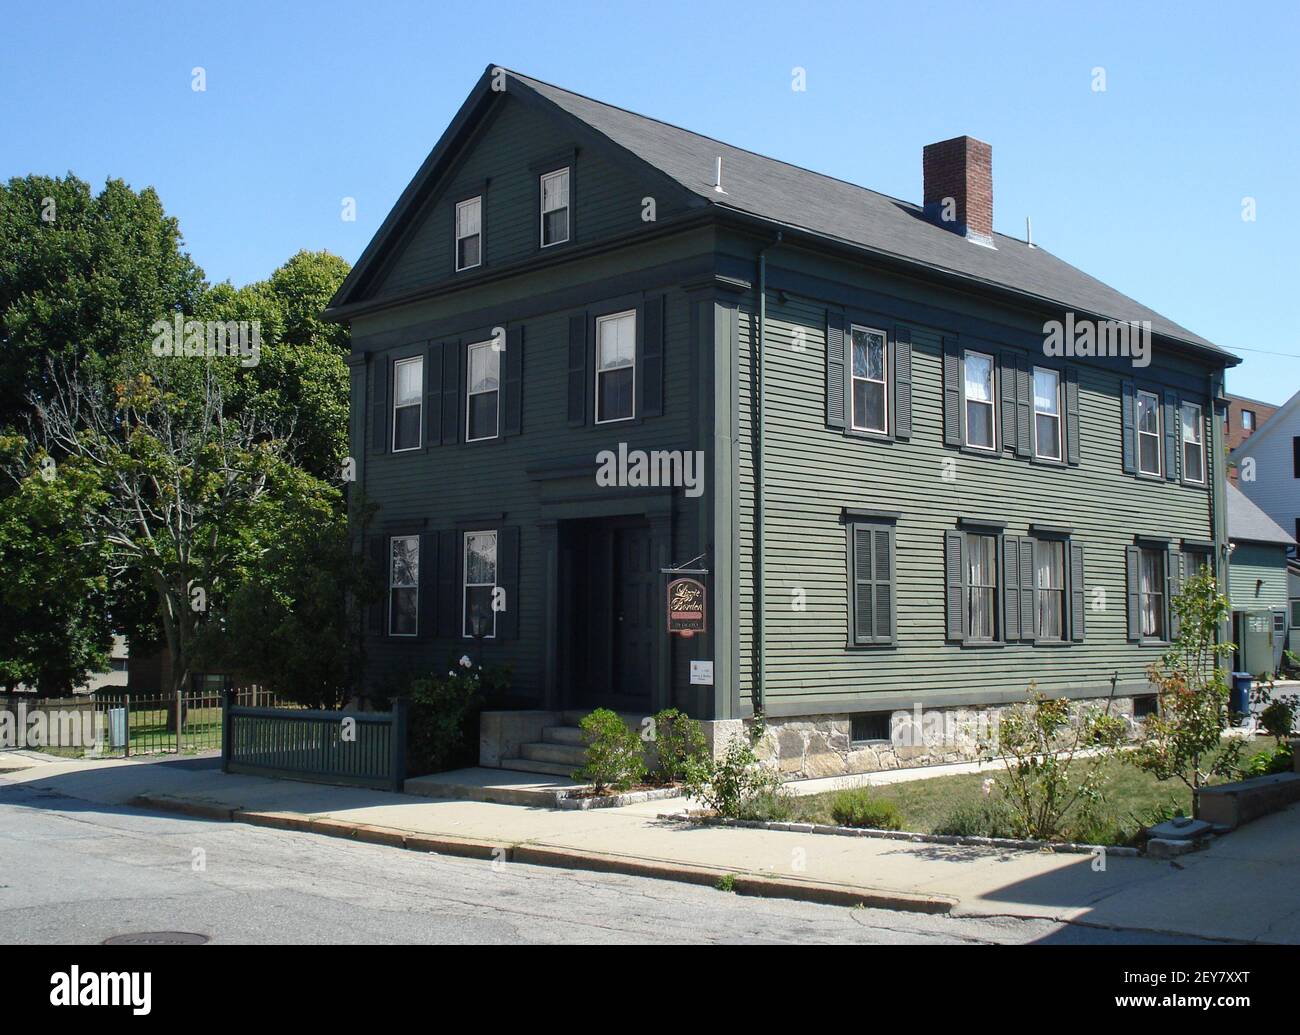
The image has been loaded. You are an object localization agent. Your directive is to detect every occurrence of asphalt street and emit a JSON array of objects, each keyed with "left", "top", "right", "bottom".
[{"left": 0, "top": 780, "right": 1227, "bottom": 945}]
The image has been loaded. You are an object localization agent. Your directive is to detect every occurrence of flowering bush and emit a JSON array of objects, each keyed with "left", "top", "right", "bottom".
[{"left": 406, "top": 657, "right": 511, "bottom": 775}]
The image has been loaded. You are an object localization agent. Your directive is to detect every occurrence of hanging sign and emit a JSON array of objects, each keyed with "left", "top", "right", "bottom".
[{"left": 666, "top": 577, "right": 707, "bottom": 637}]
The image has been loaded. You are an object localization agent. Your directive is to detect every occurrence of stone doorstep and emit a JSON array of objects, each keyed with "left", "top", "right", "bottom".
[{"left": 406, "top": 767, "right": 683, "bottom": 810}]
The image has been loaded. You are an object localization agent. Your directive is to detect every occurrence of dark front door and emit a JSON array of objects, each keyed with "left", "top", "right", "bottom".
[{"left": 611, "top": 524, "right": 656, "bottom": 709}]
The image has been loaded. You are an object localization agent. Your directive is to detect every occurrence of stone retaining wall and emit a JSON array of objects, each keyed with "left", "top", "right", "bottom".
[{"left": 725, "top": 697, "right": 1140, "bottom": 781}]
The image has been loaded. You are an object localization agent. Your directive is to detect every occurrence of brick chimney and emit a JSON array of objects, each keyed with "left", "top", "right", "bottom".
[{"left": 923, "top": 135, "right": 994, "bottom": 247}]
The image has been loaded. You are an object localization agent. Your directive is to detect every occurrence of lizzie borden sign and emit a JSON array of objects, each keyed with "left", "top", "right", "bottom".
[{"left": 666, "top": 577, "right": 706, "bottom": 637}]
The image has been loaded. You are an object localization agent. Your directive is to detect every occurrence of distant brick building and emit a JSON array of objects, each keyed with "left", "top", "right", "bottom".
[{"left": 1225, "top": 393, "right": 1280, "bottom": 483}]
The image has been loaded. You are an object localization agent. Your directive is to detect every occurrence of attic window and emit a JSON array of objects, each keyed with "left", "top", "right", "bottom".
[
  {"left": 456, "top": 196, "right": 482, "bottom": 271},
  {"left": 540, "top": 168, "right": 570, "bottom": 247}
]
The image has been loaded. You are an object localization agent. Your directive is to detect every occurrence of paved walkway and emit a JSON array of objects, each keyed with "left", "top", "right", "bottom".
[{"left": 2, "top": 751, "right": 1296, "bottom": 942}]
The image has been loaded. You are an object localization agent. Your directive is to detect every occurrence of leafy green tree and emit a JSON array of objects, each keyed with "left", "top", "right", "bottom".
[
  {"left": 200, "top": 250, "right": 352, "bottom": 482},
  {"left": 1130, "top": 568, "right": 1242, "bottom": 808},
  {"left": 0, "top": 440, "right": 114, "bottom": 693},
  {"left": 0, "top": 174, "right": 205, "bottom": 429}
]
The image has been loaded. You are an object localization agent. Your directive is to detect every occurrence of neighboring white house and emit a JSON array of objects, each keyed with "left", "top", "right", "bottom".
[{"left": 1232, "top": 387, "right": 1300, "bottom": 558}]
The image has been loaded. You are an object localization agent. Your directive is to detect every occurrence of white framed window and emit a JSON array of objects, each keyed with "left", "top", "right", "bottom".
[
  {"left": 392, "top": 356, "right": 423, "bottom": 452},
  {"left": 463, "top": 530, "right": 498, "bottom": 639},
  {"left": 1034, "top": 538, "right": 1066, "bottom": 641},
  {"left": 455, "top": 196, "right": 482, "bottom": 271},
  {"left": 1033, "top": 367, "right": 1062, "bottom": 461},
  {"left": 540, "top": 168, "right": 570, "bottom": 247},
  {"left": 466, "top": 340, "right": 500, "bottom": 442},
  {"left": 388, "top": 536, "right": 419, "bottom": 637},
  {"left": 966, "top": 532, "right": 998, "bottom": 641},
  {"left": 1181, "top": 401, "right": 1205, "bottom": 484},
  {"left": 595, "top": 310, "right": 636, "bottom": 423},
  {"left": 963, "top": 350, "right": 995, "bottom": 450},
  {"left": 850, "top": 325, "right": 888, "bottom": 434},
  {"left": 1136, "top": 389, "right": 1161, "bottom": 476},
  {"left": 1138, "top": 547, "right": 1166, "bottom": 640},
  {"left": 1242, "top": 409, "right": 1255, "bottom": 431}
]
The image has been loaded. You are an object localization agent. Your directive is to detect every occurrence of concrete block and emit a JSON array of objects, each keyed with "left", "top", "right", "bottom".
[
  {"left": 1146, "top": 837, "right": 1196, "bottom": 859},
  {"left": 1195, "top": 772, "right": 1300, "bottom": 830},
  {"left": 478, "top": 710, "right": 560, "bottom": 768},
  {"left": 1146, "top": 817, "right": 1213, "bottom": 841}
]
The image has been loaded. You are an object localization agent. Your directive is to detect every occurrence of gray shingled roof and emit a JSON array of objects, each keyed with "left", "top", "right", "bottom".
[
  {"left": 1228, "top": 483, "right": 1295, "bottom": 545},
  {"left": 511, "top": 70, "right": 1231, "bottom": 359}
]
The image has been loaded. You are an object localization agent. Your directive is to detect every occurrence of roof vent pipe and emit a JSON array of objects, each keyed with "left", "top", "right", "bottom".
[
  {"left": 1026, "top": 216, "right": 1034, "bottom": 248},
  {"left": 713, "top": 156, "right": 726, "bottom": 194}
]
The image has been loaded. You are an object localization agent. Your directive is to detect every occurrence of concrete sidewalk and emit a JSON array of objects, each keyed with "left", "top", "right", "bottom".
[{"left": 2, "top": 752, "right": 1297, "bottom": 941}]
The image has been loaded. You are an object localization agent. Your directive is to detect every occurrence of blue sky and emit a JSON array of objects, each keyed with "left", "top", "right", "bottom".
[{"left": 3, "top": 0, "right": 1297, "bottom": 401}]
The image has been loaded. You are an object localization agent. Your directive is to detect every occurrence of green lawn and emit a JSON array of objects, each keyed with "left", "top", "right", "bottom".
[{"left": 773, "top": 737, "right": 1280, "bottom": 845}]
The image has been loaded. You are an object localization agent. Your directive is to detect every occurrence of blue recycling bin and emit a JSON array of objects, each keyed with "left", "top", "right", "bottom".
[{"left": 1230, "top": 672, "right": 1253, "bottom": 718}]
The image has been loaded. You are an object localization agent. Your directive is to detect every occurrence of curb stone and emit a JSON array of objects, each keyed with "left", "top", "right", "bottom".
[
  {"left": 660, "top": 813, "right": 1142, "bottom": 857},
  {"left": 130, "top": 794, "right": 954, "bottom": 914}
]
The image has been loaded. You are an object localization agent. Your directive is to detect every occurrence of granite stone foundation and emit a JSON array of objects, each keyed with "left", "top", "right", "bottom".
[{"left": 703, "top": 696, "right": 1139, "bottom": 781}]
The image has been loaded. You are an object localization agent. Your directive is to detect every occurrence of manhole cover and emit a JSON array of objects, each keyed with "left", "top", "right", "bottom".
[{"left": 102, "top": 932, "right": 210, "bottom": 946}]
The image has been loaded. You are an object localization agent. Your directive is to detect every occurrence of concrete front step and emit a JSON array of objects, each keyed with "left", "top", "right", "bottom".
[
  {"left": 499, "top": 757, "right": 578, "bottom": 778},
  {"left": 405, "top": 767, "right": 584, "bottom": 807},
  {"left": 560, "top": 709, "right": 645, "bottom": 727},
  {"left": 520, "top": 741, "right": 587, "bottom": 766},
  {"left": 541, "top": 725, "right": 585, "bottom": 746}
]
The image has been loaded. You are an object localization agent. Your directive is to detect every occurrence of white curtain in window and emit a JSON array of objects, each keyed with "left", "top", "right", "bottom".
[
  {"left": 967, "top": 535, "right": 995, "bottom": 639},
  {"left": 1036, "top": 542, "right": 1063, "bottom": 639},
  {"left": 395, "top": 358, "right": 422, "bottom": 406},
  {"left": 1140, "top": 551, "right": 1161, "bottom": 637},
  {"left": 964, "top": 353, "right": 992, "bottom": 402},
  {"left": 457, "top": 198, "right": 480, "bottom": 238},
  {"left": 542, "top": 170, "right": 568, "bottom": 212}
]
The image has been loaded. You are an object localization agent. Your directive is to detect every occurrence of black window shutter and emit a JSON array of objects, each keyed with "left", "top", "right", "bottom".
[
  {"left": 850, "top": 524, "right": 872, "bottom": 643},
  {"left": 1125, "top": 545, "right": 1142, "bottom": 641},
  {"left": 1163, "top": 392, "right": 1180, "bottom": 482},
  {"left": 418, "top": 532, "right": 438, "bottom": 639},
  {"left": 1166, "top": 543, "right": 1182, "bottom": 639},
  {"left": 1002, "top": 535, "right": 1022, "bottom": 641},
  {"left": 567, "top": 313, "right": 587, "bottom": 426},
  {"left": 496, "top": 525, "right": 521, "bottom": 639},
  {"left": 1121, "top": 380, "right": 1137, "bottom": 473},
  {"left": 1018, "top": 537, "right": 1035, "bottom": 642},
  {"left": 826, "top": 310, "right": 846, "bottom": 430},
  {"left": 1069, "top": 540, "right": 1085, "bottom": 642},
  {"left": 640, "top": 295, "right": 664, "bottom": 418},
  {"left": 503, "top": 326, "right": 524, "bottom": 437},
  {"left": 371, "top": 357, "right": 389, "bottom": 455},
  {"left": 1065, "top": 368, "right": 1081, "bottom": 466},
  {"left": 1293, "top": 436, "right": 1300, "bottom": 478},
  {"left": 999, "top": 351, "right": 1018, "bottom": 453},
  {"left": 437, "top": 529, "right": 460, "bottom": 640},
  {"left": 369, "top": 536, "right": 387, "bottom": 636},
  {"left": 944, "top": 530, "right": 966, "bottom": 641},
  {"left": 426, "top": 343, "right": 444, "bottom": 446},
  {"left": 874, "top": 527, "right": 895, "bottom": 645},
  {"left": 892, "top": 325, "right": 912, "bottom": 440},
  {"left": 441, "top": 342, "right": 461, "bottom": 446},
  {"left": 942, "top": 337, "right": 961, "bottom": 446},
  {"left": 1015, "top": 356, "right": 1032, "bottom": 458}
]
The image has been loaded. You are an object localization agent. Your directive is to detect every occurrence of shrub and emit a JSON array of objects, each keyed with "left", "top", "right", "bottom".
[
  {"left": 984, "top": 688, "right": 1126, "bottom": 842},
  {"left": 736, "top": 788, "right": 795, "bottom": 822},
  {"left": 576, "top": 709, "right": 646, "bottom": 793},
  {"left": 933, "top": 798, "right": 1014, "bottom": 839},
  {"left": 407, "top": 657, "right": 510, "bottom": 775},
  {"left": 1259, "top": 698, "right": 1298, "bottom": 742},
  {"left": 1241, "top": 743, "right": 1294, "bottom": 777},
  {"left": 828, "top": 788, "right": 903, "bottom": 830},
  {"left": 649, "top": 708, "right": 707, "bottom": 784},
  {"left": 1130, "top": 569, "right": 1243, "bottom": 806},
  {"left": 682, "top": 721, "right": 781, "bottom": 818}
]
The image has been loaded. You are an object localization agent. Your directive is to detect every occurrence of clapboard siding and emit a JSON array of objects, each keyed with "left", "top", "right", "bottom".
[
  {"left": 736, "top": 269, "right": 1220, "bottom": 712},
  {"left": 1229, "top": 543, "right": 1289, "bottom": 610},
  {"left": 376, "top": 94, "right": 689, "bottom": 299},
  {"left": 356, "top": 278, "right": 700, "bottom": 699}
]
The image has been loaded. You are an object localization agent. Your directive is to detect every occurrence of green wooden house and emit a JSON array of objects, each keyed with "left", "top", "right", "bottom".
[{"left": 325, "top": 66, "right": 1238, "bottom": 777}]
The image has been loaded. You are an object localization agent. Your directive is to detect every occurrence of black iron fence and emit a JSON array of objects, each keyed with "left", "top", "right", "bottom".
[{"left": 0, "top": 688, "right": 282, "bottom": 758}]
